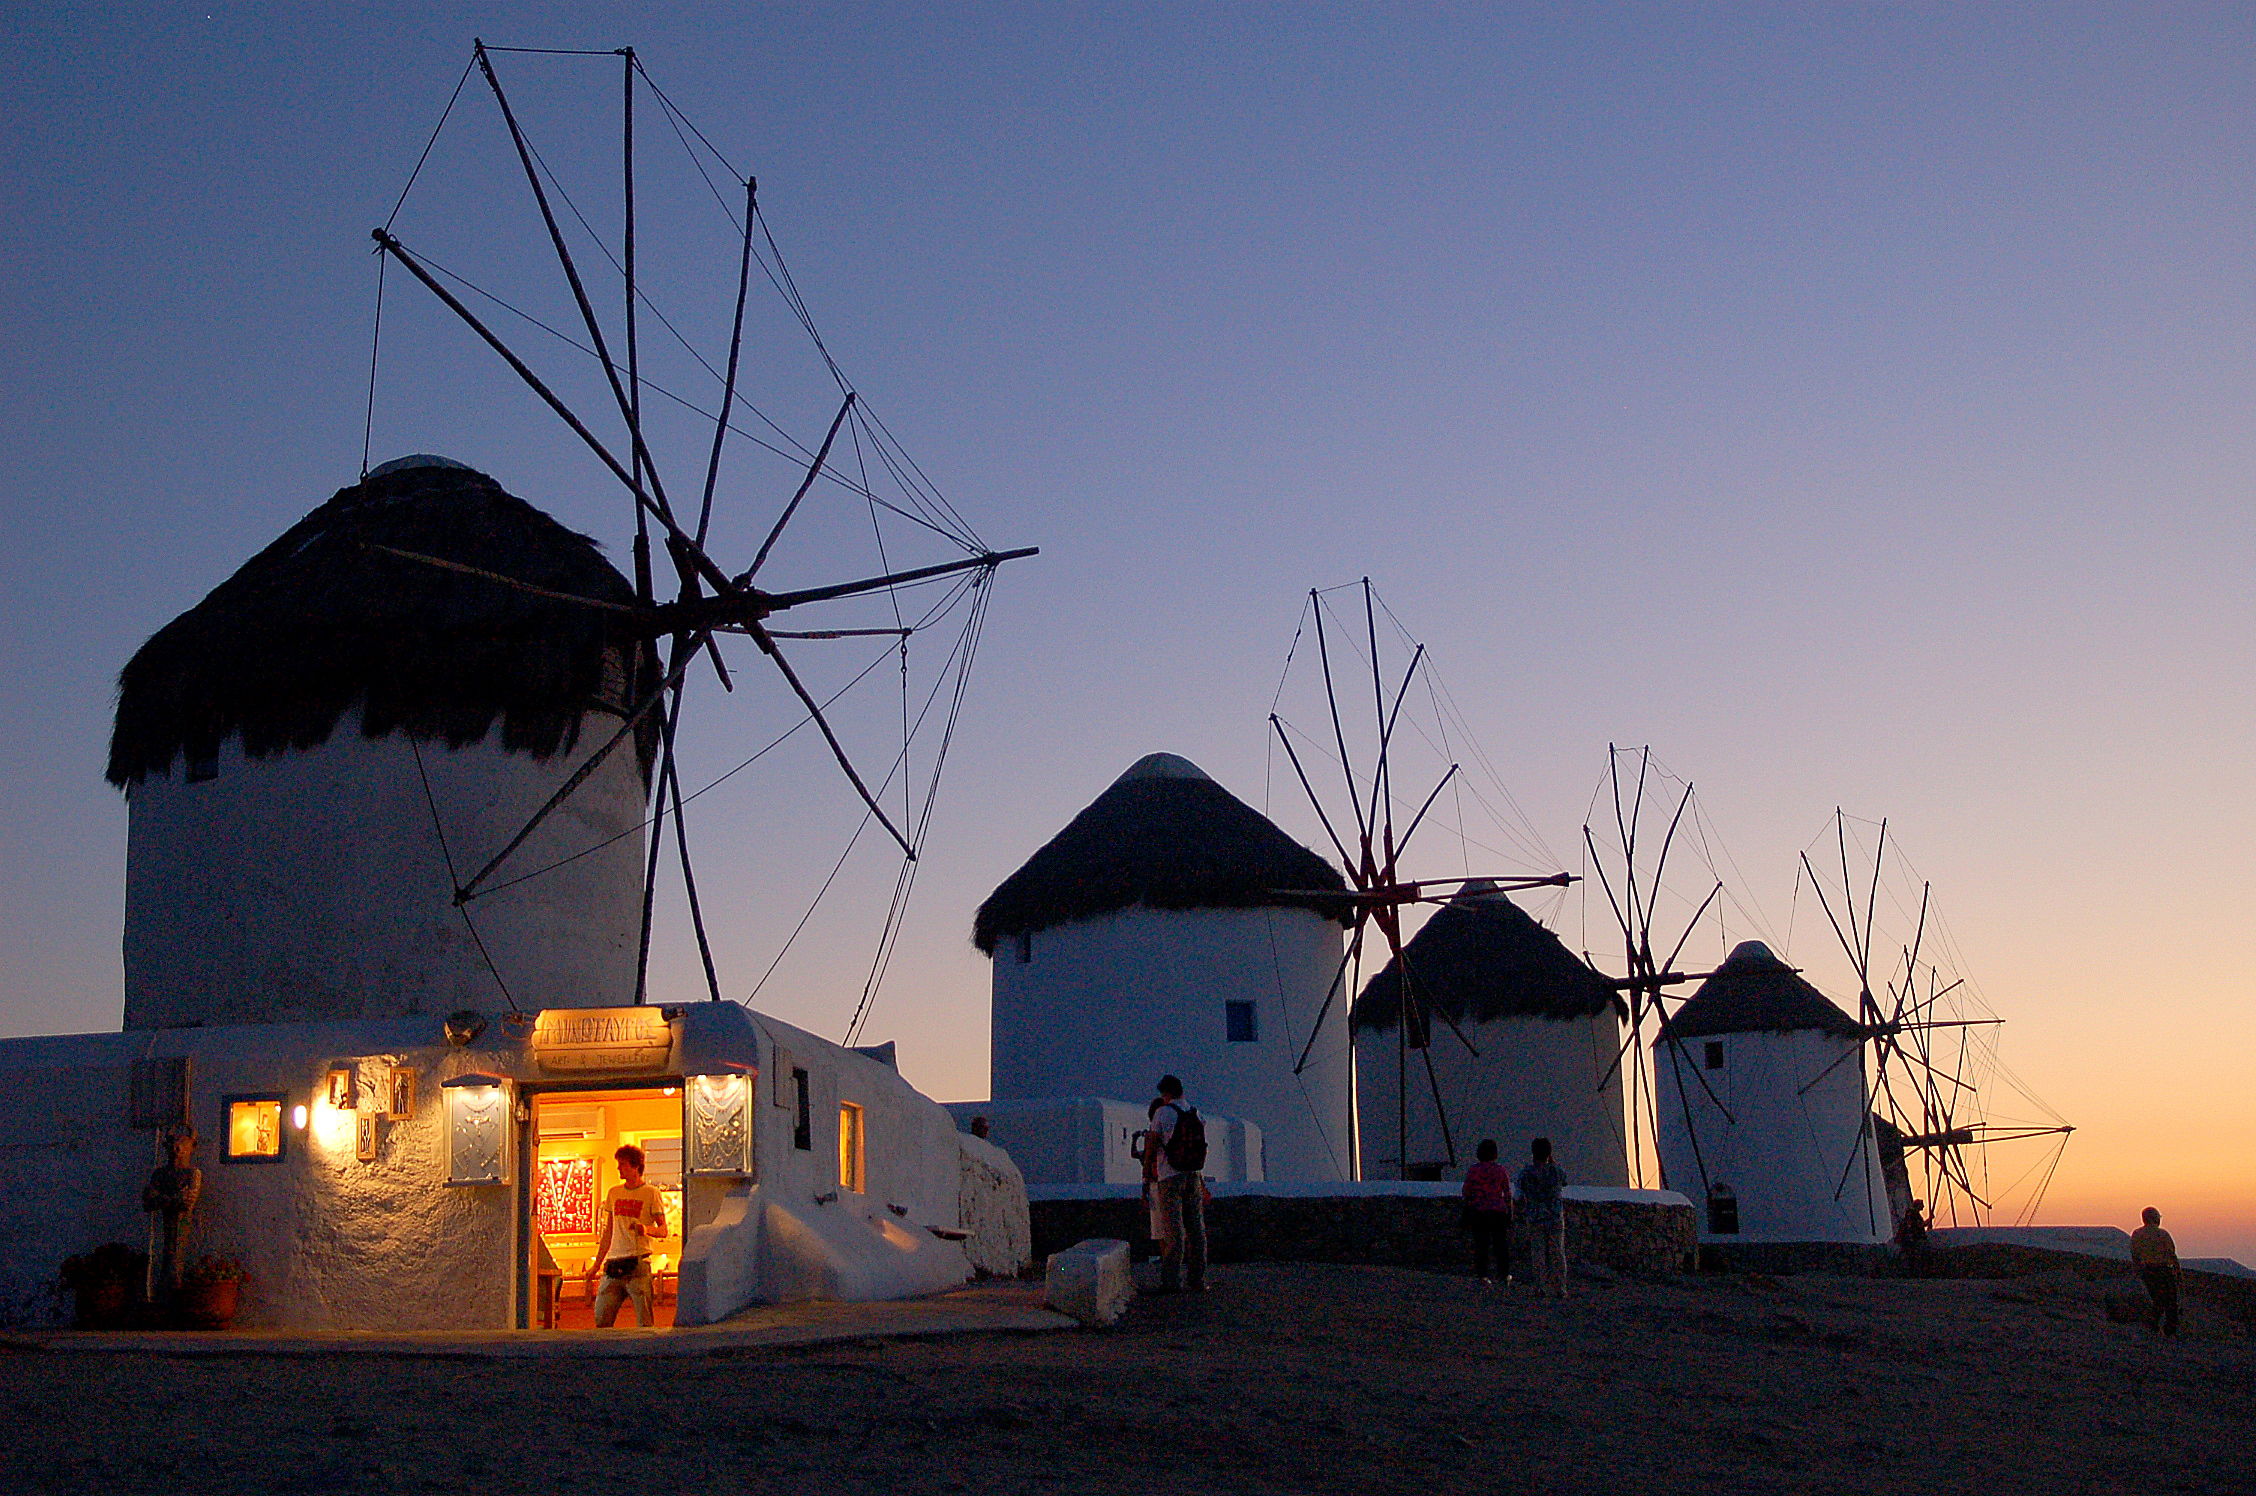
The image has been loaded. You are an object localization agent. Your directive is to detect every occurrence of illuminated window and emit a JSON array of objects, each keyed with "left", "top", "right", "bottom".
[
  {"left": 1225, "top": 1000, "right": 1258, "bottom": 1042},
  {"left": 838, "top": 1102, "right": 866, "bottom": 1193},
  {"left": 224, "top": 1095, "right": 285, "bottom": 1161}
]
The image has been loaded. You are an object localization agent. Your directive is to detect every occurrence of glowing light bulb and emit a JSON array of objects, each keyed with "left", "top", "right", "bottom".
[{"left": 291, "top": 1104, "right": 309, "bottom": 1130}]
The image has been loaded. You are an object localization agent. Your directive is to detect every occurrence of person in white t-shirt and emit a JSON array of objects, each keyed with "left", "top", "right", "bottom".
[
  {"left": 1142, "top": 1074, "right": 1208, "bottom": 1293},
  {"left": 585, "top": 1144, "right": 668, "bottom": 1327}
]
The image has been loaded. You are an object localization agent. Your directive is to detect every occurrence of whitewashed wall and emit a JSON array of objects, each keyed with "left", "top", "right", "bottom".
[
  {"left": 0, "top": 1019, "right": 516, "bottom": 1331},
  {"left": 1354, "top": 1010, "right": 1629, "bottom": 1186},
  {"left": 1652, "top": 1028, "right": 1892, "bottom": 1245},
  {"left": 676, "top": 1009, "right": 983, "bottom": 1320},
  {"left": 2, "top": 1003, "right": 1010, "bottom": 1331},
  {"left": 990, "top": 905, "right": 1352, "bottom": 1183},
  {"left": 943, "top": 1096, "right": 1264, "bottom": 1187},
  {"left": 123, "top": 708, "right": 647, "bottom": 1029}
]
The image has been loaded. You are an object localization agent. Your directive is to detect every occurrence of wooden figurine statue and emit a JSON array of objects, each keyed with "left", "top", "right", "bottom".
[{"left": 141, "top": 1125, "right": 202, "bottom": 1306}]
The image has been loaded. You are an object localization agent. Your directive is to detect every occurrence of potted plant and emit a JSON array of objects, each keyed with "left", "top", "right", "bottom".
[
  {"left": 59, "top": 1244, "right": 146, "bottom": 1329},
  {"left": 175, "top": 1254, "right": 248, "bottom": 1330}
]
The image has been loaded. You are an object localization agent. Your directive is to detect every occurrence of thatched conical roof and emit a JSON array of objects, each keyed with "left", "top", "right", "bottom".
[
  {"left": 1665, "top": 941, "right": 1864, "bottom": 1040},
  {"left": 972, "top": 752, "right": 1350, "bottom": 954},
  {"left": 1351, "top": 881, "right": 1621, "bottom": 1033},
  {"left": 108, "top": 457, "right": 658, "bottom": 786}
]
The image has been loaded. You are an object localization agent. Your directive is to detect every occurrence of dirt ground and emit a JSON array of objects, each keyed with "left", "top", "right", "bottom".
[{"left": 7, "top": 1261, "right": 2250, "bottom": 1495}]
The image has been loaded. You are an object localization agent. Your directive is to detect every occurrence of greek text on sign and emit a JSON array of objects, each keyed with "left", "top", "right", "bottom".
[{"left": 532, "top": 1008, "right": 674, "bottom": 1074}]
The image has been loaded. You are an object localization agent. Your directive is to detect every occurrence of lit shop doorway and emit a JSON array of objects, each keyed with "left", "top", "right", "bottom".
[{"left": 529, "top": 1087, "right": 684, "bottom": 1330}]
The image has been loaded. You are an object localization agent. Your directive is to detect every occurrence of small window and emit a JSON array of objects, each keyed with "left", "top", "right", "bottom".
[
  {"left": 791, "top": 1068, "right": 812, "bottom": 1151},
  {"left": 224, "top": 1095, "right": 285, "bottom": 1162},
  {"left": 130, "top": 1056, "right": 191, "bottom": 1129},
  {"left": 838, "top": 1102, "right": 866, "bottom": 1193},
  {"left": 1707, "top": 1183, "right": 1741, "bottom": 1235},
  {"left": 1225, "top": 1000, "right": 1259, "bottom": 1043},
  {"left": 1704, "top": 1041, "right": 1725, "bottom": 1071},
  {"left": 1014, "top": 931, "right": 1033, "bottom": 965},
  {"left": 184, "top": 750, "right": 218, "bottom": 784}
]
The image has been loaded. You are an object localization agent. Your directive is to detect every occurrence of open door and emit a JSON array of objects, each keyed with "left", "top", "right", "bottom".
[{"left": 527, "top": 1087, "right": 684, "bottom": 1329}]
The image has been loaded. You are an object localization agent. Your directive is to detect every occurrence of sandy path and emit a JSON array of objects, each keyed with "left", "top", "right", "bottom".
[{"left": 7, "top": 1262, "right": 2248, "bottom": 1495}]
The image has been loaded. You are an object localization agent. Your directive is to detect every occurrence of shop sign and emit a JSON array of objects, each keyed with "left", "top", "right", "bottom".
[{"left": 530, "top": 1007, "right": 674, "bottom": 1075}]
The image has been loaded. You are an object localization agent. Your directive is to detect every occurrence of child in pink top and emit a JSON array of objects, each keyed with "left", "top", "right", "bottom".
[{"left": 1462, "top": 1138, "right": 1515, "bottom": 1283}]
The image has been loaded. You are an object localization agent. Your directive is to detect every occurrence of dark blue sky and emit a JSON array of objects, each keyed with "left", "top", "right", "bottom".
[{"left": 4, "top": 4, "right": 2251, "bottom": 1250}]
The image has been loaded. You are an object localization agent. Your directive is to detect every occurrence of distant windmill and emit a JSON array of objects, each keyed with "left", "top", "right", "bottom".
[
  {"left": 1264, "top": 580, "right": 1571, "bottom": 1178},
  {"left": 363, "top": 42, "right": 1034, "bottom": 1034},
  {"left": 1794, "top": 812, "right": 2074, "bottom": 1228},
  {"left": 1577, "top": 746, "right": 1751, "bottom": 1188}
]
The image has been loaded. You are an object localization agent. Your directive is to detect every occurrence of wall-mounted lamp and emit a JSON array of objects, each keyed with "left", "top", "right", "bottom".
[{"left": 290, "top": 1103, "right": 309, "bottom": 1131}]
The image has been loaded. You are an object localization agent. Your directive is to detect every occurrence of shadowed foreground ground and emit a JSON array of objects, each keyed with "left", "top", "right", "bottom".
[{"left": 8, "top": 1261, "right": 2250, "bottom": 1494}]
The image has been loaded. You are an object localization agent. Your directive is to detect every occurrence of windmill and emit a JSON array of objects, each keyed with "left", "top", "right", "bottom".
[
  {"left": 362, "top": 42, "right": 1033, "bottom": 1035},
  {"left": 1577, "top": 746, "right": 1763, "bottom": 1189},
  {"left": 1264, "top": 580, "right": 1572, "bottom": 1178},
  {"left": 1794, "top": 812, "right": 2074, "bottom": 1228}
]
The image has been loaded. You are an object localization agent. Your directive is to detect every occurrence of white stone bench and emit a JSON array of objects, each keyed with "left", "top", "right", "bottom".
[{"left": 1043, "top": 1238, "right": 1133, "bottom": 1327}]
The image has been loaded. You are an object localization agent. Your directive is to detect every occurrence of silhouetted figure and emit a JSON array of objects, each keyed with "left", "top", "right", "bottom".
[
  {"left": 140, "top": 1126, "right": 202, "bottom": 1310},
  {"left": 968, "top": 1115, "right": 991, "bottom": 1139},
  {"left": 1516, "top": 1137, "right": 1568, "bottom": 1298},
  {"left": 1462, "top": 1138, "right": 1513, "bottom": 1284},
  {"left": 2131, "top": 1206, "right": 2181, "bottom": 1337},
  {"left": 1898, "top": 1198, "right": 1930, "bottom": 1277}
]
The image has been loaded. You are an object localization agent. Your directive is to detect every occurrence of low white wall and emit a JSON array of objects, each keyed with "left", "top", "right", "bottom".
[
  {"left": 955, "top": 1133, "right": 1033, "bottom": 1278},
  {"left": 945, "top": 1096, "right": 1260, "bottom": 1187}
]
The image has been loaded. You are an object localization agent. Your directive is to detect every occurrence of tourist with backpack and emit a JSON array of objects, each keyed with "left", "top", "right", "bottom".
[
  {"left": 1516, "top": 1136, "right": 1569, "bottom": 1298},
  {"left": 1143, "top": 1074, "right": 1209, "bottom": 1293}
]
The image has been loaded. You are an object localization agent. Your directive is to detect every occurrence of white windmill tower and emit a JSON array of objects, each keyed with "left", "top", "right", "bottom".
[
  {"left": 974, "top": 752, "right": 1357, "bottom": 1183},
  {"left": 112, "top": 455, "right": 659, "bottom": 1027},
  {"left": 1652, "top": 940, "right": 1893, "bottom": 1248},
  {"left": 1351, "top": 881, "right": 1630, "bottom": 1186}
]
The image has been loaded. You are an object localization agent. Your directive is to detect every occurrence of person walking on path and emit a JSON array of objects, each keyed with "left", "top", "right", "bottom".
[
  {"left": 1143, "top": 1075, "right": 1209, "bottom": 1294},
  {"left": 1516, "top": 1137, "right": 1569, "bottom": 1298},
  {"left": 2131, "top": 1206, "right": 2182, "bottom": 1337},
  {"left": 1462, "top": 1139, "right": 1514, "bottom": 1284}
]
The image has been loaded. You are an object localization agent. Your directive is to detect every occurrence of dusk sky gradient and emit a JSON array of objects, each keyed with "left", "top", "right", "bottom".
[{"left": 3, "top": 5, "right": 2251, "bottom": 1259}]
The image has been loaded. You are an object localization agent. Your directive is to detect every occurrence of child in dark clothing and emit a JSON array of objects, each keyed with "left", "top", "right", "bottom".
[{"left": 1462, "top": 1138, "right": 1514, "bottom": 1283}]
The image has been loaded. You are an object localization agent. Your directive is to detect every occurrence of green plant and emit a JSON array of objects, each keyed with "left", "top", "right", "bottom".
[{"left": 182, "top": 1254, "right": 248, "bottom": 1286}]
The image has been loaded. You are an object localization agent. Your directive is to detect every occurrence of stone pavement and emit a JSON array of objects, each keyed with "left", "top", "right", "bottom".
[{"left": 2, "top": 1282, "right": 1073, "bottom": 1360}]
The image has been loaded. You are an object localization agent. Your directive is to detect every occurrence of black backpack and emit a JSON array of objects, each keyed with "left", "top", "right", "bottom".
[{"left": 1162, "top": 1104, "right": 1209, "bottom": 1173}]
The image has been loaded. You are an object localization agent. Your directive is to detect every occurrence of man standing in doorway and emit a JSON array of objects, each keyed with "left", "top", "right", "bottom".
[
  {"left": 585, "top": 1144, "right": 668, "bottom": 1327},
  {"left": 1517, "top": 1137, "right": 1569, "bottom": 1299},
  {"left": 1144, "top": 1075, "right": 1208, "bottom": 1294}
]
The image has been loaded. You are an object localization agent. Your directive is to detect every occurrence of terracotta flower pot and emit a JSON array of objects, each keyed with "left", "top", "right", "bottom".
[
  {"left": 174, "top": 1277, "right": 239, "bottom": 1330},
  {"left": 72, "top": 1277, "right": 134, "bottom": 1330}
]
